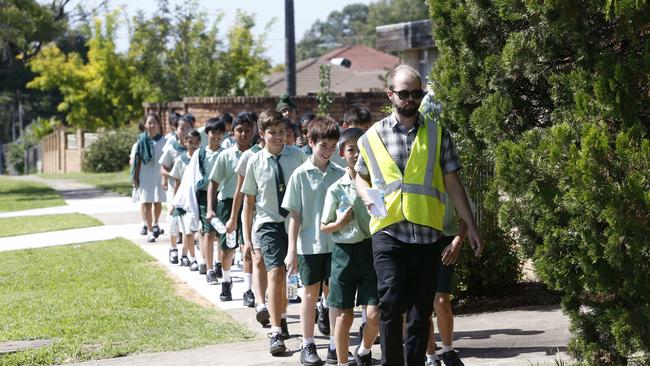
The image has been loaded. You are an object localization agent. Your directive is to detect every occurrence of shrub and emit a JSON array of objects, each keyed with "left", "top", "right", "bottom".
[{"left": 82, "top": 128, "right": 137, "bottom": 173}]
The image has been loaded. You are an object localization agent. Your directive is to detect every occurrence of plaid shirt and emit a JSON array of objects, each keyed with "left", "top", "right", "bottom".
[{"left": 355, "top": 112, "right": 461, "bottom": 244}]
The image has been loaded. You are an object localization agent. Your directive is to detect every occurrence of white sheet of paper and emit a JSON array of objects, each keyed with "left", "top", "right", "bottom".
[{"left": 366, "top": 188, "right": 387, "bottom": 218}]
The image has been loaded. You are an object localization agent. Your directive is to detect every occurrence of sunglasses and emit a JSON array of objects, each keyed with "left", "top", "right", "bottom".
[{"left": 390, "top": 89, "right": 425, "bottom": 100}]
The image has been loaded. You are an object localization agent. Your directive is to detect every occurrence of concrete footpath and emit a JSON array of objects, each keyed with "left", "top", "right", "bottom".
[{"left": 2, "top": 176, "right": 572, "bottom": 366}]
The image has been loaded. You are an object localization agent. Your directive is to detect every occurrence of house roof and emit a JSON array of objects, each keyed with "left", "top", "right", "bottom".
[{"left": 266, "top": 45, "right": 399, "bottom": 96}]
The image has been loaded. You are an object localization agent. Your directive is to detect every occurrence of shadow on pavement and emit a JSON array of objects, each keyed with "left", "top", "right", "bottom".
[
  {"left": 58, "top": 188, "right": 120, "bottom": 200},
  {"left": 457, "top": 345, "right": 567, "bottom": 359},
  {"left": 453, "top": 328, "right": 545, "bottom": 340}
]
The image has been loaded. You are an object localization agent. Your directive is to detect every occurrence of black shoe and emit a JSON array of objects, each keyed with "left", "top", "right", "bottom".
[
  {"left": 176, "top": 235, "right": 183, "bottom": 245},
  {"left": 243, "top": 289, "right": 255, "bottom": 307},
  {"left": 206, "top": 270, "right": 218, "bottom": 284},
  {"left": 353, "top": 345, "right": 372, "bottom": 366},
  {"left": 168, "top": 248, "right": 179, "bottom": 264},
  {"left": 326, "top": 347, "right": 355, "bottom": 365},
  {"left": 220, "top": 281, "right": 232, "bottom": 301},
  {"left": 189, "top": 261, "right": 199, "bottom": 271},
  {"left": 180, "top": 256, "right": 190, "bottom": 267},
  {"left": 140, "top": 225, "right": 148, "bottom": 235},
  {"left": 440, "top": 350, "right": 465, "bottom": 366},
  {"left": 289, "top": 295, "right": 302, "bottom": 304},
  {"left": 199, "top": 263, "right": 207, "bottom": 275},
  {"left": 280, "top": 318, "right": 289, "bottom": 339},
  {"left": 256, "top": 307, "right": 270, "bottom": 327},
  {"left": 269, "top": 332, "right": 286, "bottom": 356},
  {"left": 300, "top": 343, "right": 322, "bottom": 366},
  {"left": 152, "top": 225, "right": 164, "bottom": 238},
  {"left": 215, "top": 262, "right": 223, "bottom": 278},
  {"left": 317, "top": 304, "right": 330, "bottom": 336}
]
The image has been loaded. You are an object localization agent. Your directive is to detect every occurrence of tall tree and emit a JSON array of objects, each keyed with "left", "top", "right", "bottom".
[{"left": 429, "top": 0, "right": 649, "bottom": 363}]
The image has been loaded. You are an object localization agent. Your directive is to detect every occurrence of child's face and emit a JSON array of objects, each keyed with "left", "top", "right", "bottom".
[
  {"left": 186, "top": 136, "right": 201, "bottom": 154},
  {"left": 285, "top": 127, "right": 295, "bottom": 145},
  {"left": 233, "top": 123, "right": 253, "bottom": 147},
  {"left": 342, "top": 138, "right": 359, "bottom": 169},
  {"left": 145, "top": 116, "right": 160, "bottom": 135},
  {"left": 261, "top": 123, "right": 285, "bottom": 152},
  {"left": 208, "top": 130, "right": 224, "bottom": 148},
  {"left": 309, "top": 138, "right": 338, "bottom": 166},
  {"left": 176, "top": 120, "right": 191, "bottom": 145}
]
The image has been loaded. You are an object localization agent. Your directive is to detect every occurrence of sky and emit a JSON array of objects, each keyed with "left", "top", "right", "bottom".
[{"left": 92, "top": 0, "right": 376, "bottom": 65}]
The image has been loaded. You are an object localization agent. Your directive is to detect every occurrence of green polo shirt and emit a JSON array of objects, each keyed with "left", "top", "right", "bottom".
[
  {"left": 198, "top": 146, "right": 221, "bottom": 191},
  {"left": 282, "top": 158, "right": 345, "bottom": 255},
  {"left": 241, "top": 144, "right": 307, "bottom": 233},
  {"left": 321, "top": 170, "right": 372, "bottom": 244},
  {"left": 209, "top": 145, "right": 244, "bottom": 200}
]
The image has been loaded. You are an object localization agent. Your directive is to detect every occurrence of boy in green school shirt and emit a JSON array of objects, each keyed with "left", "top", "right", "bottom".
[
  {"left": 206, "top": 115, "right": 254, "bottom": 299},
  {"left": 282, "top": 117, "right": 345, "bottom": 366},
  {"left": 241, "top": 109, "right": 307, "bottom": 356},
  {"left": 321, "top": 127, "right": 379, "bottom": 366}
]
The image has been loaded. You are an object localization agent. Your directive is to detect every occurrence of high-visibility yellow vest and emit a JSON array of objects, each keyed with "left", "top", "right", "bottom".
[{"left": 358, "top": 116, "right": 446, "bottom": 234}]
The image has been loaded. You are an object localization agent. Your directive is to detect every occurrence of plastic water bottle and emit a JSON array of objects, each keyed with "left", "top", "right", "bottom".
[
  {"left": 225, "top": 230, "right": 237, "bottom": 248},
  {"left": 209, "top": 217, "right": 227, "bottom": 234},
  {"left": 338, "top": 193, "right": 352, "bottom": 212},
  {"left": 372, "top": 178, "right": 386, "bottom": 219},
  {"left": 287, "top": 274, "right": 299, "bottom": 301}
]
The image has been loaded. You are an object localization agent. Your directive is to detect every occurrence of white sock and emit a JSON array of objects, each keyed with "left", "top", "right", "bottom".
[
  {"left": 271, "top": 326, "right": 282, "bottom": 335},
  {"left": 321, "top": 298, "right": 327, "bottom": 308},
  {"left": 427, "top": 352, "right": 440, "bottom": 361},
  {"left": 255, "top": 303, "right": 266, "bottom": 312},
  {"left": 329, "top": 336, "right": 336, "bottom": 350},
  {"left": 189, "top": 255, "right": 196, "bottom": 262},
  {"left": 197, "top": 255, "right": 205, "bottom": 265},
  {"left": 303, "top": 337, "right": 315, "bottom": 346},
  {"left": 281, "top": 312, "right": 287, "bottom": 319},
  {"left": 169, "top": 245, "right": 177, "bottom": 250},
  {"left": 442, "top": 345, "right": 453, "bottom": 353},
  {"left": 153, "top": 220, "right": 158, "bottom": 225},
  {"left": 223, "top": 270, "right": 231, "bottom": 282},
  {"left": 338, "top": 363, "right": 349, "bottom": 366},
  {"left": 358, "top": 345, "right": 371, "bottom": 356},
  {"left": 243, "top": 273, "right": 252, "bottom": 290},
  {"left": 142, "top": 221, "right": 147, "bottom": 226},
  {"left": 361, "top": 306, "right": 367, "bottom": 323}
]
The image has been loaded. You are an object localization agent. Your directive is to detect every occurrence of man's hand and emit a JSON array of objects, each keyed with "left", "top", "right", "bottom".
[
  {"left": 284, "top": 251, "right": 298, "bottom": 275},
  {"left": 441, "top": 235, "right": 463, "bottom": 265},
  {"left": 467, "top": 225, "right": 484, "bottom": 257},
  {"left": 336, "top": 206, "right": 355, "bottom": 227}
]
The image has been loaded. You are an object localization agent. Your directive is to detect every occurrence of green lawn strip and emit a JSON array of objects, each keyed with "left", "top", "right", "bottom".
[
  {"left": 0, "top": 177, "right": 65, "bottom": 212},
  {"left": 39, "top": 170, "right": 132, "bottom": 197},
  {"left": 0, "top": 238, "right": 254, "bottom": 366},
  {"left": 0, "top": 213, "right": 103, "bottom": 238}
]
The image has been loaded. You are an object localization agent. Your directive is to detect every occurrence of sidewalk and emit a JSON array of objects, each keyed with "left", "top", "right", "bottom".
[{"left": 3, "top": 175, "right": 572, "bottom": 366}]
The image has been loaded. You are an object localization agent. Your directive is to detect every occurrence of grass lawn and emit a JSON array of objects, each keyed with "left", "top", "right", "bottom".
[
  {"left": 0, "top": 238, "right": 254, "bottom": 366},
  {"left": 0, "top": 177, "right": 65, "bottom": 212},
  {"left": 39, "top": 170, "right": 132, "bottom": 196},
  {"left": 0, "top": 213, "right": 103, "bottom": 238}
]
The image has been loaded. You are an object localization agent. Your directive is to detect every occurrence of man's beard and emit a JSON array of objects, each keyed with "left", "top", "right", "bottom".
[{"left": 395, "top": 103, "right": 419, "bottom": 117}]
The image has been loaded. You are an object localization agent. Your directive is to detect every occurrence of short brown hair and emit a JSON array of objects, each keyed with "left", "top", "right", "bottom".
[
  {"left": 308, "top": 116, "right": 340, "bottom": 143},
  {"left": 257, "top": 109, "right": 284, "bottom": 132}
]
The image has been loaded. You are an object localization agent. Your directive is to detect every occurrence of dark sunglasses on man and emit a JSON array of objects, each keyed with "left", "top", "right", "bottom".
[{"left": 390, "top": 88, "right": 425, "bottom": 100}]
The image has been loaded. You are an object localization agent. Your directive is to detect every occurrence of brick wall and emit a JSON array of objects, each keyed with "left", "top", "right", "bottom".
[{"left": 143, "top": 92, "right": 390, "bottom": 132}]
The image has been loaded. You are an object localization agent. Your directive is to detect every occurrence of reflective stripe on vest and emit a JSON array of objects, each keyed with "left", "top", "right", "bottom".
[{"left": 359, "top": 116, "right": 446, "bottom": 233}]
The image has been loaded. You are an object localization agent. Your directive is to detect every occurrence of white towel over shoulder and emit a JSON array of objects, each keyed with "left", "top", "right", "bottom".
[{"left": 171, "top": 152, "right": 202, "bottom": 232}]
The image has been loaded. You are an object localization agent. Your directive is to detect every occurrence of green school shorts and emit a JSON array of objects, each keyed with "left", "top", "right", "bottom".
[
  {"left": 298, "top": 253, "right": 331, "bottom": 286},
  {"left": 196, "top": 190, "right": 218, "bottom": 234},
  {"left": 216, "top": 198, "right": 240, "bottom": 251},
  {"left": 257, "top": 222, "right": 288, "bottom": 272},
  {"left": 435, "top": 235, "right": 456, "bottom": 294},
  {"left": 327, "top": 239, "right": 379, "bottom": 309}
]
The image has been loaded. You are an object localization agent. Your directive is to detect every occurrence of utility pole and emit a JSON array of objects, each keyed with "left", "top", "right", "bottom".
[{"left": 284, "top": 0, "right": 296, "bottom": 96}]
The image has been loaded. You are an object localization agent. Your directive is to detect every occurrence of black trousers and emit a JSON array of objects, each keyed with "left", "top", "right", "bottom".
[{"left": 372, "top": 232, "right": 443, "bottom": 366}]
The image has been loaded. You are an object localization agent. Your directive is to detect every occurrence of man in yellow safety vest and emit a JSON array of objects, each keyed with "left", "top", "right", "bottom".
[{"left": 355, "top": 65, "right": 484, "bottom": 366}]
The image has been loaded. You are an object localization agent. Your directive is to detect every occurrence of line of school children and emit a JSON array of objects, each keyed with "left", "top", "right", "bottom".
[{"left": 130, "top": 98, "right": 467, "bottom": 366}]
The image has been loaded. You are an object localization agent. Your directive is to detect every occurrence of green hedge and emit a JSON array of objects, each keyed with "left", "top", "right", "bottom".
[{"left": 83, "top": 129, "right": 137, "bottom": 173}]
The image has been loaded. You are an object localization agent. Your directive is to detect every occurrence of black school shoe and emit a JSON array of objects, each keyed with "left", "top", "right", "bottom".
[
  {"left": 168, "top": 248, "right": 179, "bottom": 264},
  {"left": 317, "top": 305, "right": 330, "bottom": 336},
  {"left": 269, "top": 332, "right": 286, "bottom": 356},
  {"left": 300, "top": 343, "right": 322, "bottom": 366},
  {"left": 353, "top": 345, "right": 372, "bottom": 366},
  {"left": 215, "top": 262, "right": 223, "bottom": 278},
  {"left": 219, "top": 281, "right": 232, "bottom": 301},
  {"left": 243, "top": 289, "right": 255, "bottom": 307},
  {"left": 256, "top": 307, "right": 270, "bottom": 327},
  {"left": 440, "top": 350, "right": 465, "bottom": 366},
  {"left": 140, "top": 225, "right": 148, "bottom": 235},
  {"left": 180, "top": 255, "right": 190, "bottom": 267},
  {"left": 206, "top": 270, "right": 218, "bottom": 285},
  {"left": 326, "top": 347, "right": 356, "bottom": 365},
  {"left": 280, "top": 318, "right": 290, "bottom": 339},
  {"left": 199, "top": 263, "right": 207, "bottom": 275},
  {"left": 189, "top": 261, "right": 199, "bottom": 271},
  {"left": 152, "top": 225, "right": 164, "bottom": 238}
]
